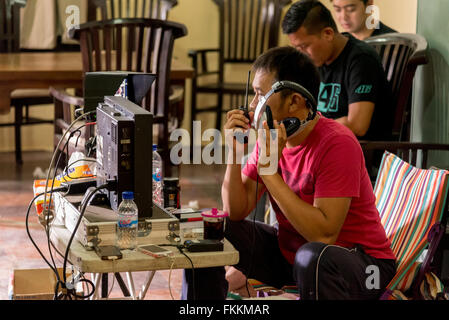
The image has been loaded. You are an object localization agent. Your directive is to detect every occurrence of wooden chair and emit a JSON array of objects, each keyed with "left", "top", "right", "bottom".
[
  {"left": 189, "top": 0, "right": 291, "bottom": 132},
  {"left": 364, "top": 33, "right": 429, "bottom": 142},
  {"left": 0, "top": 0, "right": 54, "bottom": 164},
  {"left": 87, "top": 0, "right": 178, "bottom": 21},
  {"left": 53, "top": 18, "right": 187, "bottom": 177},
  {"left": 50, "top": 87, "right": 92, "bottom": 168}
]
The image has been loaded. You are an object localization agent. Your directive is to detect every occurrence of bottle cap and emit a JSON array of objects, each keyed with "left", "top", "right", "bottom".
[
  {"left": 153, "top": 144, "right": 157, "bottom": 151},
  {"left": 201, "top": 208, "right": 229, "bottom": 218},
  {"left": 122, "top": 191, "right": 134, "bottom": 200}
]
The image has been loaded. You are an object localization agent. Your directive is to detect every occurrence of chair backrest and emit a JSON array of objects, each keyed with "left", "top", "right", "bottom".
[
  {"left": 360, "top": 141, "right": 449, "bottom": 171},
  {"left": 0, "top": 0, "right": 21, "bottom": 52},
  {"left": 69, "top": 18, "right": 187, "bottom": 118},
  {"left": 88, "top": 0, "right": 178, "bottom": 21},
  {"left": 374, "top": 151, "right": 449, "bottom": 293},
  {"left": 365, "top": 33, "right": 428, "bottom": 141},
  {"left": 213, "top": 0, "right": 291, "bottom": 66}
]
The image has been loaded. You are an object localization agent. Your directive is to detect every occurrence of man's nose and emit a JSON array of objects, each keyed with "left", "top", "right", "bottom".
[{"left": 249, "top": 97, "right": 257, "bottom": 111}]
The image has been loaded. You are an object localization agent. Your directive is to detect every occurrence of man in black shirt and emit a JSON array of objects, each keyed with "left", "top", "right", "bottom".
[
  {"left": 282, "top": 0, "right": 393, "bottom": 141},
  {"left": 331, "top": 0, "right": 397, "bottom": 40}
]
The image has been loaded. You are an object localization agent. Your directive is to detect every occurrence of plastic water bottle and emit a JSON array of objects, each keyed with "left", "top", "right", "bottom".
[
  {"left": 152, "top": 144, "right": 164, "bottom": 207},
  {"left": 116, "top": 191, "right": 138, "bottom": 250}
]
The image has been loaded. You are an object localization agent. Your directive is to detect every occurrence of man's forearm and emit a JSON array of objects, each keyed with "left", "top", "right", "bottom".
[
  {"left": 221, "top": 164, "right": 250, "bottom": 221},
  {"left": 261, "top": 173, "right": 339, "bottom": 244}
]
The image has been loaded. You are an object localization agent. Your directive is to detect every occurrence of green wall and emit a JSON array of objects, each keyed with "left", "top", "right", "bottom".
[{"left": 412, "top": 0, "right": 449, "bottom": 168}]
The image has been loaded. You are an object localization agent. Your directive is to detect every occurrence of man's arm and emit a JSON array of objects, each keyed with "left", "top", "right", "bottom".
[
  {"left": 261, "top": 173, "right": 350, "bottom": 244},
  {"left": 221, "top": 164, "right": 265, "bottom": 221},
  {"left": 221, "top": 109, "right": 265, "bottom": 221},
  {"left": 335, "top": 101, "right": 375, "bottom": 137}
]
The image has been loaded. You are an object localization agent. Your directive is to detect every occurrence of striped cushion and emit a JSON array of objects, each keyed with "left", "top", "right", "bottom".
[{"left": 374, "top": 151, "right": 449, "bottom": 292}]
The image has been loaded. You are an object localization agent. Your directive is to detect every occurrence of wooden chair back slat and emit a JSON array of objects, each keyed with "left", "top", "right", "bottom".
[
  {"left": 0, "top": 0, "right": 21, "bottom": 53},
  {"left": 69, "top": 18, "right": 186, "bottom": 117},
  {"left": 88, "top": 0, "right": 177, "bottom": 21}
]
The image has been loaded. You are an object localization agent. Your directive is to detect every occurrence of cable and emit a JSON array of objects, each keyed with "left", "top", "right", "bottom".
[
  {"left": 25, "top": 188, "right": 67, "bottom": 277},
  {"left": 160, "top": 244, "right": 196, "bottom": 300},
  {"left": 26, "top": 187, "right": 96, "bottom": 300},
  {"left": 42, "top": 111, "right": 94, "bottom": 228},
  {"left": 168, "top": 256, "right": 176, "bottom": 300},
  {"left": 63, "top": 158, "right": 97, "bottom": 181},
  {"left": 178, "top": 247, "right": 196, "bottom": 300},
  {"left": 29, "top": 112, "right": 98, "bottom": 299},
  {"left": 40, "top": 119, "right": 96, "bottom": 291},
  {"left": 44, "top": 126, "right": 89, "bottom": 285},
  {"left": 54, "top": 182, "right": 111, "bottom": 300},
  {"left": 62, "top": 184, "right": 109, "bottom": 284},
  {"left": 244, "top": 177, "right": 259, "bottom": 298}
]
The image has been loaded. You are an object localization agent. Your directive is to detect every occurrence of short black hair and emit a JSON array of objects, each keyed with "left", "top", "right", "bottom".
[
  {"left": 252, "top": 46, "right": 320, "bottom": 103},
  {"left": 357, "top": 0, "right": 369, "bottom": 4},
  {"left": 282, "top": 0, "right": 338, "bottom": 35},
  {"left": 330, "top": 0, "right": 369, "bottom": 4}
]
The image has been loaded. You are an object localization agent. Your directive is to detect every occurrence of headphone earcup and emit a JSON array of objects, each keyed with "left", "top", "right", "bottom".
[
  {"left": 266, "top": 105, "right": 274, "bottom": 129},
  {"left": 280, "top": 118, "right": 301, "bottom": 137}
]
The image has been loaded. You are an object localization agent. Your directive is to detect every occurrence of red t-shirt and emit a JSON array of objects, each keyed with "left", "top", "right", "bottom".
[{"left": 242, "top": 116, "right": 396, "bottom": 264}]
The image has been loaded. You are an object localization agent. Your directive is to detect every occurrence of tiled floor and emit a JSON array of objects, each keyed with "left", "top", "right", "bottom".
[{"left": 0, "top": 151, "right": 225, "bottom": 300}]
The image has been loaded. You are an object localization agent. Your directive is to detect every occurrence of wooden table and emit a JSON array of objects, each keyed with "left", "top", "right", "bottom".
[
  {"left": 0, "top": 52, "right": 194, "bottom": 115},
  {"left": 49, "top": 193, "right": 239, "bottom": 299},
  {"left": 50, "top": 224, "right": 239, "bottom": 299}
]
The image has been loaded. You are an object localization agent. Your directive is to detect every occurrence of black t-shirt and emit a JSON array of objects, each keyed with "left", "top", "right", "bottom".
[
  {"left": 371, "top": 21, "right": 397, "bottom": 37},
  {"left": 317, "top": 34, "right": 393, "bottom": 141}
]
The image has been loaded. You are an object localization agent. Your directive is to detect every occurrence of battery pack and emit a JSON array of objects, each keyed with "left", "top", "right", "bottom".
[{"left": 184, "top": 239, "right": 224, "bottom": 252}]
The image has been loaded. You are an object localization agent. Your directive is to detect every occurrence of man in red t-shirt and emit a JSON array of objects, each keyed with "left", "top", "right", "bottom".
[{"left": 181, "top": 46, "right": 396, "bottom": 300}]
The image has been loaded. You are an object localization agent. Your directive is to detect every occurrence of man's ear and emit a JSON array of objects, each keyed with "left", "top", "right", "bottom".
[
  {"left": 288, "top": 93, "right": 307, "bottom": 114},
  {"left": 321, "top": 27, "right": 335, "bottom": 42}
]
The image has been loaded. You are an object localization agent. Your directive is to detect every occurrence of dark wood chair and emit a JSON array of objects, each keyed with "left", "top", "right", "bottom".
[
  {"left": 88, "top": 0, "right": 178, "bottom": 21},
  {"left": 0, "top": 0, "right": 54, "bottom": 164},
  {"left": 189, "top": 0, "right": 291, "bottom": 132},
  {"left": 361, "top": 34, "right": 430, "bottom": 179},
  {"left": 53, "top": 18, "right": 187, "bottom": 177},
  {"left": 50, "top": 87, "right": 92, "bottom": 169},
  {"left": 360, "top": 141, "right": 449, "bottom": 170},
  {"left": 365, "top": 33, "right": 429, "bottom": 142}
]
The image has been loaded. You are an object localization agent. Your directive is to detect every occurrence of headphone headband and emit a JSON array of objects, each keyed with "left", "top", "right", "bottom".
[
  {"left": 253, "top": 80, "right": 318, "bottom": 130},
  {"left": 272, "top": 80, "right": 317, "bottom": 112}
]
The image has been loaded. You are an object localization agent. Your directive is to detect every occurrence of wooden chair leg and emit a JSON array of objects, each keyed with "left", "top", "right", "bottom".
[{"left": 14, "top": 105, "right": 23, "bottom": 164}]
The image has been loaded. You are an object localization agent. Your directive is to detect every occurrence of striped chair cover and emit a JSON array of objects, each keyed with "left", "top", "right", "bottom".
[{"left": 374, "top": 151, "right": 449, "bottom": 297}]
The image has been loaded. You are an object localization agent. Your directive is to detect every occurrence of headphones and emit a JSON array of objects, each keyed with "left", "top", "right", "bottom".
[{"left": 253, "top": 80, "right": 318, "bottom": 138}]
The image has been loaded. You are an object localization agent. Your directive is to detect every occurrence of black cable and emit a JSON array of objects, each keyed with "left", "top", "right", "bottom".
[
  {"left": 177, "top": 246, "right": 196, "bottom": 300},
  {"left": 25, "top": 188, "right": 67, "bottom": 278},
  {"left": 57, "top": 183, "right": 110, "bottom": 300},
  {"left": 26, "top": 187, "right": 96, "bottom": 300},
  {"left": 244, "top": 177, "right": 259, "bottom": 297},
  {"left": 62, "top": 184, "right": 108, "bottom": 281},
  {"left": 63, "top": 158, "right": 97, "bottom": 181},
  {"left": 44, "top": 127, "right": 83, "bottom": 284},
  {"left": 160, "top": 244, "right": 196, "bottom": 300}
]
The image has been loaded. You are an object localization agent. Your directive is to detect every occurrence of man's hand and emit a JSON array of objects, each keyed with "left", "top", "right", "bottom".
[
  {"left": 224, "top": 109, "right": 254, "bottom": 162},
  {"left": 223, "top": 109, "right": 253, "bottom": 131},
  {"left": 257, "top": 120, "right": 287, "bottom": 176}
]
